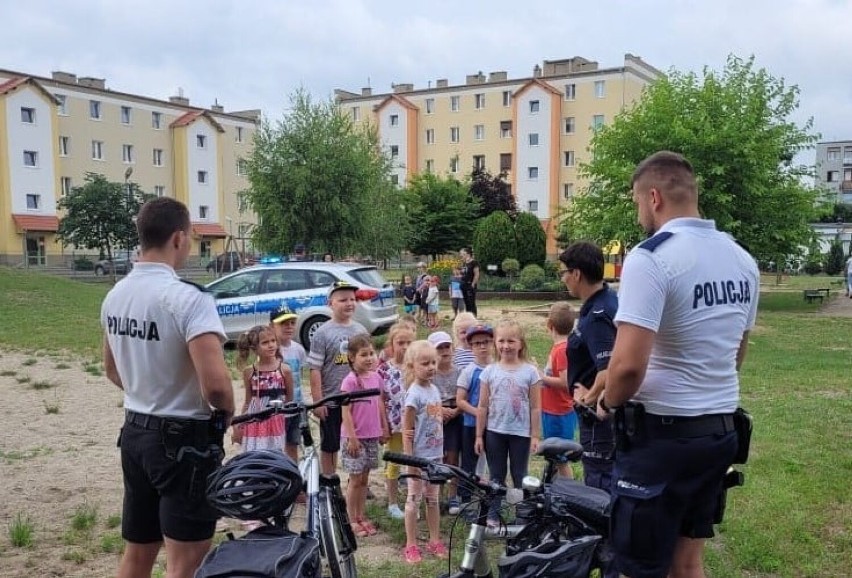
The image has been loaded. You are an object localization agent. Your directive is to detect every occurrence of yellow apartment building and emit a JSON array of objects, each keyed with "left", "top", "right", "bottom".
[
  {"left": 336, "top": 54, "right": 663, "bottom": 254},
  {"left": 0, "top": 68, "right": 259, "bottom": 267}
]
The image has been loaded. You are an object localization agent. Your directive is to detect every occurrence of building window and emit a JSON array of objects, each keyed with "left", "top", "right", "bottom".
[
  {"left": 502, "top": 90, "right": 511, "bottom": 107},
  {"left": 426, "top": 128, "right": 435, "bottom": 144},
  {"left": 199, "top": 205, "right": 209, "bottom": 219},
  {"left": 89, "top": 100, "right": 101, "bottom": 119},
  {"left": 390, "top": 145, "right": 399, "bottom": 158},
  {"left": 528, "top": 200, "right": 538, "bottom": 212},
  {"left": 450, "top": 126, "right": 460, "bottom": 143},
  {"left": 594, "top": 80, "right": 606, "bottom": 98},
  {"left": 198, "top": 170, "right": 208, "bottom": 184},
  {"left": 827, "top": 171, "right": 839, "bottom": 182},
  {"left": 529, "top": 100, "right": 540, "bottom": 113},
  {"left": 21, "top": 107, "right": 36, "bottom": 123},
  {"left": 23, "top": 150, "right": 38, "bottom": 167},
  {"left": 564, "top": 117, "right": 575, "bottom": 134},
  {"left": 845, "top": 168, "right": 852, "bottom": 181},
  {"left": 390, "top": 114, "right": 399, "bottom": 126},
  {"left": 152, "top": 111, "right": 162, "bottom": 129},
  {"left": 450, "top": 157, "right": 459, "bottom": 173},
  {"left": 529, "top": 133, "right": 539, "bottom": 146},
  {"left": 237, "top": 159, "right": 247, "bottom": 175},
  {"left": 26, "top": 194, "right": 41, "bottom": 210},
  {"left": 425, "top": 159, "right": 434, "bottom": 172},
  {"left": 197, "top": 134, "right": 206, "bottom": 149},
  {"left": 451, "top": 95, "right": 460, "bottom": 112},
  {"left": 153, "top": 148, "right": 163, "bottom": 166},
  {"left": 475, "top": 93, "right": 486, "bottom": 109},
  {"left": 92, "top": 140, "right": 104, "bottom": 160},
  {"left": 61, "top": 177, "right": 72, "bottom": 196},
  {"left": 563, "top": 183, "right": 575, "bottom": 199},
  {"left": 474, "top": 124, "right": 485, "bottom": 141},
  {"left": 500, "top": 153, "right": 512, "bottom": 172},
  {"left": 425, "top": 98, "right": 434, "bottom": 114},
  {"left": 55, "top": 94, "right": 68, "bottom": 115},
  {"left": 473, "top": 155, "right": 485, "bottom": 170},
  {"left": 122, "top": 144, "right": 134, "bottom": 163},
  {"left": 528, "top": 167, "right": 539, "bottom": 180},
  {"left": 236, "top": 126, "right": 244, "bottom": 143},
  {"left": 500, "top": 120, "right": 512, "bottom": 138},
  {"left": 59, "top": 136, "right": 70, "bottom": 156},
  {"left": 565, "top": 83, "right": 576, "bottom": 100},
  {"left": 391, "top": 174, "right": 399, "bottom": 186},
  {"left": 827, "top": 147, "right": 840, "bottom": 160},
  {"left": 154, "top": 185, "right": 165, "bottom": 197},
  {"left": 592, "top": 114, "right": 605, "bottom": 129},
  {"left": 564, "top": 150, "right": 575, "bottom": 167},
  {"left": 121, "top": 106, "right": 132, "bottom": 125},
  {"left": 844, "top": 147, "right": 852, "bottom": 162},
  {"left": 351, "top": 106, "right": 360, "bottom": 121}
]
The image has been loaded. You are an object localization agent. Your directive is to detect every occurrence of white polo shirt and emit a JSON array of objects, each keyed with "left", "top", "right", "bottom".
[
  {"left": 100, "top": 262, "right": 226, "bottom": 419},
  {"left": 615, "top": 218, "right": 759, "bottom": 416}
]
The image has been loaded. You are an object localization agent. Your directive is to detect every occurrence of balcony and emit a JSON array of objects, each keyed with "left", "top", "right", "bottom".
[{"left": 841, "top": 180, "right": 852, "bottom": 192}]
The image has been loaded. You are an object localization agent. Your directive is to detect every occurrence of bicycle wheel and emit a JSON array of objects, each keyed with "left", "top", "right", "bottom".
[{"left": 318, "top": 486, "right": 358, "bottom": 578}]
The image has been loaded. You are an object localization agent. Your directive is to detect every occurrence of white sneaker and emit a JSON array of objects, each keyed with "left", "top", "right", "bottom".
[{"left": 387, "top": 504, "right": 404, "bottom": 519}]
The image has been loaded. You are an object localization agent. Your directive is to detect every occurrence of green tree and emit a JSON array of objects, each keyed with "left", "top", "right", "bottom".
[
  {"left": 513, "top": 211, "right": 547, "bottom": 268},
  {"left": 468, "top": 166, "right": 516, "bottom": 218},
  {"left": 57, "top": 173, "right": 145, "bottom": 279},
  {"left": 244, "top": 89, "right": 394, "bottom": 257},
  {"left": 825, "top": 240, "right": 845, "bottom": 276},
  {"left": 355, "top": 183, "right": 411, "bottom": 266},
  {"left": 472, "top": 210, "right": 516, "bottom": 270},
  {"left": 562, "top": 55, "right": 821, "bottom": 264},
  {"left": 405, "top": 173, "right": 478, "bottom": 259}
]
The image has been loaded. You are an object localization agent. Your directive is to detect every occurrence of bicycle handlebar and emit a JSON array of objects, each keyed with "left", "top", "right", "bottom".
[
  {"left": 383, "top": 451, "right": 507, "bottom": 498},
  {"left": 232, "top": 388, "right": 381, "bottom": 426}
]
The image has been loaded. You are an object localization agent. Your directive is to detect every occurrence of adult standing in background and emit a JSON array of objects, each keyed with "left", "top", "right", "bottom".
[
  {"left": 101, "top": 197, "right": 234, "bottom": 578},
  {"left": 459, "top": 247, "right": 480, "bottom": 317},
  {"left": 845, "top": 252, "right": 852, "bottom": 297},
  {"left": 604, "top": 151, "right": 759, "bottom": 578}
]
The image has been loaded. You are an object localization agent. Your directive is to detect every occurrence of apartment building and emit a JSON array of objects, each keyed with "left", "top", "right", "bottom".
[
  {"left": 0, "top": 68, "right": 259, "bottom": 266},
  {"left": 815, "top": 140, "right": 852, "bottom": 205},
  {"left": 336, "top": 54, "right": 663, "bottom": 254}
]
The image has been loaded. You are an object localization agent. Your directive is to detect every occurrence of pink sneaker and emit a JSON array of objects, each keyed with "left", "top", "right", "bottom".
[
  {"left": 426, "top": 541, "right": 448, "bottom": 559},
  {"left": 403, "top": 544, "right": 422, "bottom": 564}
]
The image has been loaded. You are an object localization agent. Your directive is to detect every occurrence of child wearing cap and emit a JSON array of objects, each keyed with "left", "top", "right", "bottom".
[
  {"left": 271, "top": 305, "right": 308, "bottom": 466},
  {"left": 307, "top": 282, "right": 369, "bottom": 475},
  {"left": 428, "top": 330, "right": 463, "bottom": 515},
  {"left": 455, "top": 324, "right": 493, "bottom": 507}
]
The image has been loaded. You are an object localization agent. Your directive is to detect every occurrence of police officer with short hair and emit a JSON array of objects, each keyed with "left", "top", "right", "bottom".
[
  {"left": 102, "top": 197, "right": 235, "bottom": 578},
  {"left": 603, "top": 151, "right": 759, "bottom": 578}
]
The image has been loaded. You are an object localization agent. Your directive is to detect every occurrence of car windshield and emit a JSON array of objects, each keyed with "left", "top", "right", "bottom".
[{"left": 347, "top": 267, "right": 388, "bottom": 288}]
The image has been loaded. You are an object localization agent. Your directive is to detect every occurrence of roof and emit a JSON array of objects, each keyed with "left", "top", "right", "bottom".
[
  {"left": 374, "top": 93, "right": 419, "bottom": 112},
  {"left": 170, "top": 110, "right": 225, "bottom": 133},
  {"left": 192, "top": 223, "right": 228, "bottom": 237},
  {"left": 0, "top": 76, "right": 60, "bottom": 105},
  {"left": 12, "top": 214, "right": 60, "bottom": 232},
  {"left": 513, "top": 78, "right": 563, "bottom": 99}
]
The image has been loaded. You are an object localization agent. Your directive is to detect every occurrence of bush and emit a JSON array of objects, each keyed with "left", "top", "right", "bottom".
[
  {"left": 541, "top": 280, "right": 567, "bottom": 292},
  {"left": 518, "top": 264, "right": 546, "bottom": 290},
  {"left": 501, "top": 258, "right": 520, "bottom": 278},
  {"left": 514, "top": 212, "right": 547, "bottom": 268},
  {"left": 542, "top": 259, "right": 560, "bottom": 280},
  {"left": 427, "top": 257, "right": 461, "bottom": 286},
  {"left": 803, "top": 259, "right": 823, "bottom": 275},
  {"left": 824, "top": 241, "right": 845, "bottom": 276},
  {"left": 473, "top": 211, "right": 516, "bottom": 272},
  {"left": 477, "top": 276, "right": 512, "bottom": 292}
]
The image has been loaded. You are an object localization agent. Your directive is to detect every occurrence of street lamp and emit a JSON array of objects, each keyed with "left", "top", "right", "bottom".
[{"left": 124, "top": 166, "right": 133, "bottom": 265}]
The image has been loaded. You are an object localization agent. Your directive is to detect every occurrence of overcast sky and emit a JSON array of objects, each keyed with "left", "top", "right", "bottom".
[{"left": 2, "top": 0, "right": 850, "bottom": 160}]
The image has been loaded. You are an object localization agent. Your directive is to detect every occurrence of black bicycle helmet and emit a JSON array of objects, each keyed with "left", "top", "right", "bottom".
[
  {"left": 497, "top": 535, "right": 601, "bottom": 578},
  {"left": 206, "top": 450, "right": 302, "bottom": 520}
]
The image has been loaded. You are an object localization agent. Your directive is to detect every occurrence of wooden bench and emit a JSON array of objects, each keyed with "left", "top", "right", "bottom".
[{"left": 803, "top": 288, "right": 830, "bottom": 303}]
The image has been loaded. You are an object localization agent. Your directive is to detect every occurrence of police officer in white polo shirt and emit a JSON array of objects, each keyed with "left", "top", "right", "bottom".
[
  {"left": 603, "top": 152, "right": 758, "bottom": 578},
  {"left": 101, "top": 197, "right": 234, "bottom": 578}
]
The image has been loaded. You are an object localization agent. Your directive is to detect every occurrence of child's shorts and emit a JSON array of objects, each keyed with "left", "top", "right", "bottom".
[
  {"left": 404, "top": 304, "right": 416, "bottom": 314},
  {"left": 428, "top": 303, "right": 439, "bottom": 314},
  {"left": 542, "top": 411, "right": 577, "bottom": 441},
  {"left": 341, "top": 438, "right": 380, "bottom": 473}
]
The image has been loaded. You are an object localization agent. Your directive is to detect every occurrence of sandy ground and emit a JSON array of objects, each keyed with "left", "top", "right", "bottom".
[{"left": 0, "top": 298, "right": 848, "bottom": 577}]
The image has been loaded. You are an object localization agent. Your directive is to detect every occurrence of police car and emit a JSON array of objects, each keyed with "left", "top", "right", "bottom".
[{"left": 206, "top": 259, "right": 398, "bottom": 349}]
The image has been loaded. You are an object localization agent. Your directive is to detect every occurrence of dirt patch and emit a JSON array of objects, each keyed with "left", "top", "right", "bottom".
[{"left": 817, "top": 292, "right": 852, "bottom": 317}]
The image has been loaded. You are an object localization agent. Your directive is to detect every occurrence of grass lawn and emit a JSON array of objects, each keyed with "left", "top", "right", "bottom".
[{"left": 0, "top": 266, "right": 849, "bottom": 576}]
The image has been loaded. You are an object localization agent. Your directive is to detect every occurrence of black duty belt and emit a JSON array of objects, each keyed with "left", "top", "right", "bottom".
[
  {"left": 125, "top": 410, "right": 208, "bottom": 432},
  {"left": 644, "top": 413, "right": 735, "bottom": 439}
]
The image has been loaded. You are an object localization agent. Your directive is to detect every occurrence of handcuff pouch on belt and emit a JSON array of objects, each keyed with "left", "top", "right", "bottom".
[
  {"left": 732, "top": 407, "right": 753, "bottom": 465},
  {"left": 613, "top": 401, "right": 646, "bottom": 451}
]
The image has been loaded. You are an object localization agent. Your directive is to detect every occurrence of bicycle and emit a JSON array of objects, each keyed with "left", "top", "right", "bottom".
[
  {"left": 198, "top": 388, "right": 381, "bottom": 578},
  {"left": 384, "top": 438, "right": 611, "bottom": 578}
]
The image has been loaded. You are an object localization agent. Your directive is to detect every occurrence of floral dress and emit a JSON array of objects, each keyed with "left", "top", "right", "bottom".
[{"left": 242, "top": 363, "right": 287, "bottom": 451}]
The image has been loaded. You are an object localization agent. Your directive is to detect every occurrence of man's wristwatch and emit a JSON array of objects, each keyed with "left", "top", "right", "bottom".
[{"left": 599, "top": 397, "right": 616, "bottom": 414}]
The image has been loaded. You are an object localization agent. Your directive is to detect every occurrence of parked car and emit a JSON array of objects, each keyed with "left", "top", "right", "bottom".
[
  {"left": 206, "top": 261, "right": 398, "bottom": 349},
  {"left": 94, "top": 257, "right": 132, "bottom": 276},
  {"left": 206, "top": 252, "right": 246, "bottom": 274}
]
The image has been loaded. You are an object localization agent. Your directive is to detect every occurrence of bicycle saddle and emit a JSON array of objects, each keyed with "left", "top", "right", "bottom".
[
  {"left": 536, "top": 438, "right": 583, "bottom": 462},
  {"left": 549, "top": 477, "right": 611, "bottom": 536}
]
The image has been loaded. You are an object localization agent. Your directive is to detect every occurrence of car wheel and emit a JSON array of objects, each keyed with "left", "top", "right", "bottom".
[
  {"left": 94, "top": 266, "right": 105, "bottom": 276},
  {"left": 300, "top": 315, "right": 329, "bottom": 350}
]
